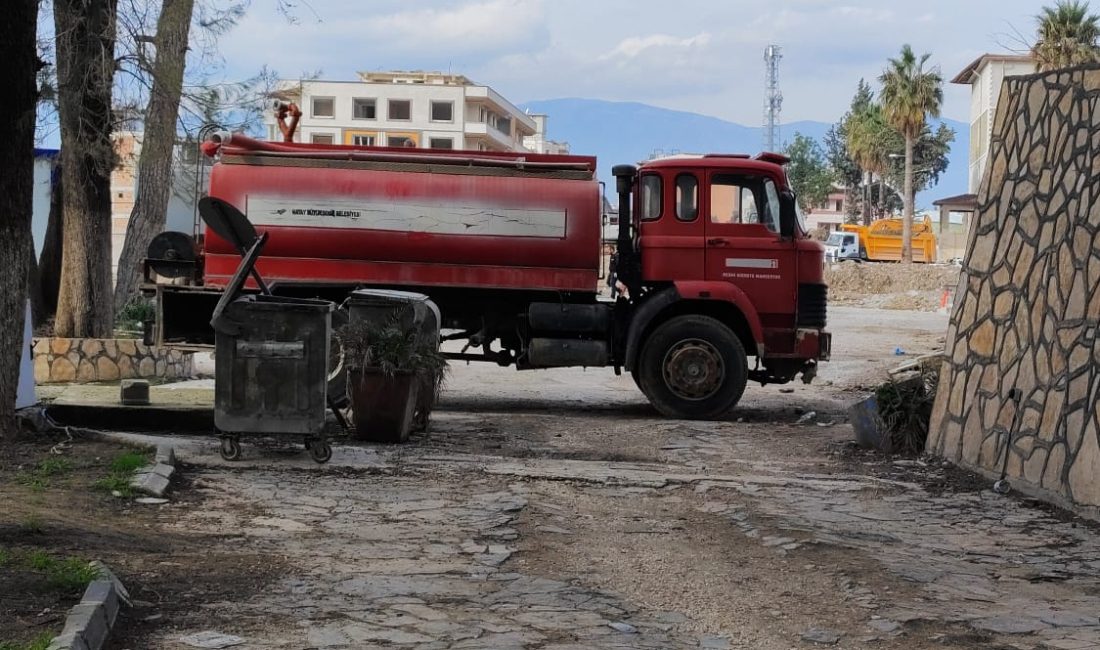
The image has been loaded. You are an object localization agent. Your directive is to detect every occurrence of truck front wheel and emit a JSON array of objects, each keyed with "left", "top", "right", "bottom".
[{"left": 637, "top": 315, "right": 747, "bottom": 420}]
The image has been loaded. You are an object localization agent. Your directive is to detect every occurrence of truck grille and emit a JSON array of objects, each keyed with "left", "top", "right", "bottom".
[{"left": 797, "top": 283, "right": 828, "bottom": 328}]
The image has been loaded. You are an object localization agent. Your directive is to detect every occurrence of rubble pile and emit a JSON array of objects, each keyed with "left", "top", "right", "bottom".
[{"left": 825, "top": 262, "right": 961, "bottom": 311}]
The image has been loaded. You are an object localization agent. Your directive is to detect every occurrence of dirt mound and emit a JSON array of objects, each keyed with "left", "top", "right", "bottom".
[{"left": 825, "top": 263, "right": 960, "bottom": 311}]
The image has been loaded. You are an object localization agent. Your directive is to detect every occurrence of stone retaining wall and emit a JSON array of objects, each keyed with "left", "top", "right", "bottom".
[
  {"left": 928, "top": 65, "right": 1100, "bottom": 517},
  {"left": 32, "top": 338, "right": 193, "bottom": 384}
]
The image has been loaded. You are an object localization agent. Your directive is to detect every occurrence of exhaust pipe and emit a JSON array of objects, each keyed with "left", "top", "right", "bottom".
[{"left": 612, "top": 164, "right": 638, "bottom": 297}]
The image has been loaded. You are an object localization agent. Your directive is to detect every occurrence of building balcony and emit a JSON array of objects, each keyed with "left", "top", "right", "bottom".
[
  {"left": 463, "top": 122, "right": 518, "bottom": 150},
  {"left": 464, "top": 86, "right": 537, "bottom": 137}
]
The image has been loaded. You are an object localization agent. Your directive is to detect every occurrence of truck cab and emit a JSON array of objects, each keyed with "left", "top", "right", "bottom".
[
  {"left": 824, "top": 231, "right": 862, "bottom": 262},
  {"left": 611, "top": 153, "right": 829, "bottom": 417}
]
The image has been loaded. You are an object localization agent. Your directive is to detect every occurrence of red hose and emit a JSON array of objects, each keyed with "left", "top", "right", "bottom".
[{"left": 204, "top": 132, "right": 595, "bottom": 171}]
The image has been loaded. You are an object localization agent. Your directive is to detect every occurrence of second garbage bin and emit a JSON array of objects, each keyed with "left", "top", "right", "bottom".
[{"left": 343, "top": 289, "right": 442, "bottom": 443}]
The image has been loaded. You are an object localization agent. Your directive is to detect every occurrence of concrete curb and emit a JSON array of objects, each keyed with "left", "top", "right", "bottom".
[
  {"left": 130, "top": 444, "right": 177, "bottom": 498},
  {"left": 48, "top": 561, "right": 130, "bottom": 650}
]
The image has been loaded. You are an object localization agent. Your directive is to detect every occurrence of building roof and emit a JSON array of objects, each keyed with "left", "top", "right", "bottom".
[
  {"left": 357, "top": 71, "right": 474, "bottom": 86},
  {"left": 932, "top": 193, "right": 978, "bottom": 209},
  {"left": 951, "top": 54, "right": 1035, "bottom": 84}
]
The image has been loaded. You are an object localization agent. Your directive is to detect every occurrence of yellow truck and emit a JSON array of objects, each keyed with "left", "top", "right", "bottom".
[{"left": 826, "top": 217, "right": 937, "bottom": 263}]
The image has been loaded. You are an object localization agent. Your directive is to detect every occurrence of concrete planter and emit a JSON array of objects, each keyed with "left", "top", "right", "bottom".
[{"left": 349, "top": 369, "right": 419, "bottom": 443}]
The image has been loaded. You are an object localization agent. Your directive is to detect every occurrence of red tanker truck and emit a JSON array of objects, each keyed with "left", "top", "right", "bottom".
[{"left": 145, "top": 134, "right": 830, "bottom": 419}]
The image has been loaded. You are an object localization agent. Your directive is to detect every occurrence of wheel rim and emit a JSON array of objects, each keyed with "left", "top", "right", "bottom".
[{"left": 661, "top": 338, "right": 724, "bottom": 401}]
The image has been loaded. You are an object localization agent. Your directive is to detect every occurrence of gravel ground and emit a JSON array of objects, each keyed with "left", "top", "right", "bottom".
[{"left": 99, "top": 306, "right": 1100, "bottom": 649}]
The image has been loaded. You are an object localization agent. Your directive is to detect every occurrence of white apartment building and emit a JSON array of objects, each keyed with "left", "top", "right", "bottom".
[
  {"left": 951, "top": 54, "right": 1037, "bottom": 192},
  {"left": 522, "top": 114, "right": 570, "bottom": 154},
  {"left": 264, "top": 71, "right": 538, "bottom": 152}
]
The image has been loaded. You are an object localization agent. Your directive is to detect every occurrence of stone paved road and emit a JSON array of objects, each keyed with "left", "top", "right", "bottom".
[{"left": 109, "top": 307, "right": 1100, "bottom": 649}]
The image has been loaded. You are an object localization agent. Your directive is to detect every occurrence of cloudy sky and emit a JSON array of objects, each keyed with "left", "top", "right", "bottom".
[{"left": 215, "top": 0, "right": 1044, "bottom": 126}]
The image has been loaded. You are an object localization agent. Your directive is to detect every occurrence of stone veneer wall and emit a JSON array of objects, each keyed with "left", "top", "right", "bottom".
[
  {"left": 32, "top": 338, "right": 193, "bottom": 384},
  {"left": 928, "top": 66, "right": 1100, "bottom": 516}
]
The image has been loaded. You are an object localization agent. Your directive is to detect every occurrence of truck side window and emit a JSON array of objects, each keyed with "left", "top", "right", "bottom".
[
  {"left": 711, "top": 175, "right": 780, "bottom": 233},
  {"left": 640, "top": 174, "right": 662, "bottom": 221},
  {"left": 675, "top": 174, "right": 698, "bottom": 221}
]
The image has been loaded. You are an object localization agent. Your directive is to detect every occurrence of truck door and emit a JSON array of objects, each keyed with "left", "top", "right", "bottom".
[
  {"left": 704, "top": 172, "right": 798, "bottom": 335},
  {"left": 637, "top": 171, "right": 705, "bottom": 282}
]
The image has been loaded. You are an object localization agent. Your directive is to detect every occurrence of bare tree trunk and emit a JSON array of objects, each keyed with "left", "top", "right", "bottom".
[
  {"left": 861, "top": 171, "right": 872, "bottom": 226},
  {"left": 878, "top": 175, "right": 886, "bottom": 217},
  {"left": 902, "top": 134, "right": 914, "bottom": 263},
  {"left": 54, "top": 0, "right": 120, "bottom": 338},
  {"left": 38, "top": 169, "right": 63, "bottom": 317},
  {"left": 0, "top": 0, "right": 39, "bottom": 436},
  {"left": 114, "top": 0, "right": 195, "bottom": 309}
]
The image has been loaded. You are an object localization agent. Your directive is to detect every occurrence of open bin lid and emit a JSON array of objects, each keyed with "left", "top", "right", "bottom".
[{"left": 209, "top": 232, "right": 267, "bottom": 336}]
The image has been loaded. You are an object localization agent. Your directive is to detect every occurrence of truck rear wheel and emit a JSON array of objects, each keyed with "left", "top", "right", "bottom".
[{"left": 637, "top": 315, "right": 747, "bottom": 420}]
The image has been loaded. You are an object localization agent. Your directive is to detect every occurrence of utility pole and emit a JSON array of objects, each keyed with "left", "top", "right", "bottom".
[{"left": 763, "top": 44, "right": 783, "bottom": 152}]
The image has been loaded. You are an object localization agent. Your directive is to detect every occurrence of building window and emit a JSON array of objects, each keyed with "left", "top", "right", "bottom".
[
  {"left": 430, "top": 101, "right": 453, "bottom": 122},
  {"left": 353, "top": 98, "right": 376, "bottom": 120},
  {"left": 311, "top": 133, "right": 334, "bottom": 144},
  {"left": 352, "top": 134, "right": 375, "bottom": 146},
  {"left": 388, "top": 135, "right": 415, "bottom": 147},
  {"left": 640, "top": 174, "right": 663, "bottom": 221},
  {"left": 311, "top": 97, "right": 335, "bottom": 118},
  {"left": 429, "top": 138, "right": 454, "bottom": 149},
  {"left": 388, "top": 100, "right": 411, "bottom": 120},
  {"left": 675, "top": 174, "right": 698, "bottom": 221}
]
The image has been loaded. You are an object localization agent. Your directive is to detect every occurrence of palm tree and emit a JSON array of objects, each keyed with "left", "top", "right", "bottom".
[
  {"left": 1034, "top": 0, "right": 1100, "bottom": 71},
  {"left": 846, "top": 103, "right": 897, "bottom": 222},
  {"left": 879, "top": 45, "right": 943, "bottom": 262}
]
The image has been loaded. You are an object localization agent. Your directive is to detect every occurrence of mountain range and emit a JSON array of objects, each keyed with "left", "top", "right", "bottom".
[{"left": 520, "top": 98, "right": 969, "bottom": 209}]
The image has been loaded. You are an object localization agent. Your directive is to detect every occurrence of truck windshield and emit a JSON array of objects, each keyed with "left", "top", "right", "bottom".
[{"left": 825, "top": 233, "right": 845, "bottom": 246}]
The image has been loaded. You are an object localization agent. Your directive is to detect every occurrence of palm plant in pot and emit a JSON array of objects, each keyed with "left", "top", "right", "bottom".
[{"left": 336, "top": 312, "right": 448, "bottom": 443}]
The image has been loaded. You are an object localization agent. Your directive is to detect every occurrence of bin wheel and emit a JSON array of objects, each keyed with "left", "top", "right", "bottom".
[
  {"left": 310, "top": 441, "right": 332, "bottom": 464},
  {"left": 220, "top": 437, "right": 242, "bottom": 461}
]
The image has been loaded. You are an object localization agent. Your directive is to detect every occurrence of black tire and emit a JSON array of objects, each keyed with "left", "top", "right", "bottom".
[
  {"left": 327, "top": 308, "right": 350, "bottom": 408},
  {"left": 637, "top": 315, "right": 747, "bottom": 419}
]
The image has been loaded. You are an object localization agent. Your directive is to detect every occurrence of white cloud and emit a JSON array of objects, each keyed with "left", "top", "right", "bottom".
[
  {"left": 365, "top": 0, "right": 547, "bottom": 55},
  {"left": 601, "top": 33, "right": 712, "bottom": 60}
]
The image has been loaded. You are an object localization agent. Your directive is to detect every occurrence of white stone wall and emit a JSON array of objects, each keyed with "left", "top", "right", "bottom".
[{"left": 32, "top": 338, "right": 193, "bottom": 384}]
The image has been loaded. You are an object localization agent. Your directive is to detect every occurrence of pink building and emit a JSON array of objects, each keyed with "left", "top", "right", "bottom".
[{"left": 803, "top": 187, "right": 847, "bottom": 233}]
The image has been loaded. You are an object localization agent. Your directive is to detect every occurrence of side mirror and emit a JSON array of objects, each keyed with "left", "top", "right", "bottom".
[{"left": 779, "top": 190, "right": 797, "bottom": 239}]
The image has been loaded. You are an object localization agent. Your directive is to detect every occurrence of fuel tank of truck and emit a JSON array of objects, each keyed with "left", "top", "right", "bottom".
[{"left": 201, "top": 135, "right": 602, "bottom": 293}]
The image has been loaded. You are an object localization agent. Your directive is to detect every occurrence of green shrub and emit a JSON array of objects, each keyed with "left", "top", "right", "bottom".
[
  {"left": 117, "top": 298, "right": 155, "bottom": 332},
  {"left": 0, "top": 632, "right": 55, "bottom": 650},
  {"left": 110, "top": 451, "right": 149, "bottom": 474},
  {"left": 875, "top": 364, "right": 939, "bottom": 455}
]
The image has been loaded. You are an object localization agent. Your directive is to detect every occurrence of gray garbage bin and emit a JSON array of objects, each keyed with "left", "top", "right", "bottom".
[
  {"left": 213, "top": 294, "right": 334, "bottom": 462},
  {"left": 347, "top": 289, "right": 440, "bottom": 340},
  {"left": 344, "top": 289, "right": 442, "bottom": 442}
]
